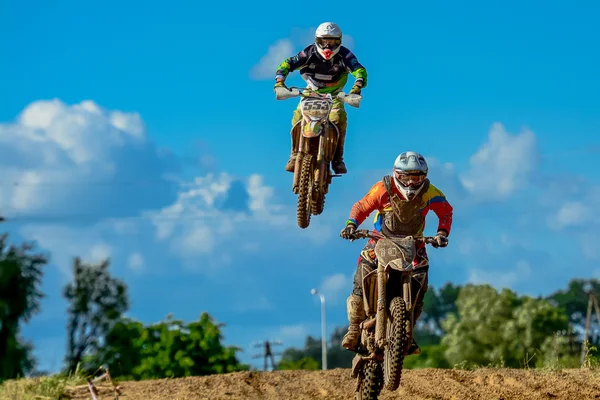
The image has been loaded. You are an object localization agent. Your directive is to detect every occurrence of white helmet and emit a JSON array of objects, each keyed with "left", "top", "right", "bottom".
[
  {"left": 315, "top": 22, "right": 342, "bottom": 60},
  {"left": 392, "top": 151, "right": 429, "bottom": 201}
]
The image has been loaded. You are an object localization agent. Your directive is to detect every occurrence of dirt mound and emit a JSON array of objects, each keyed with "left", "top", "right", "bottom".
[{"left": 67, "top": 368, "right": 600, "bottom": 400}]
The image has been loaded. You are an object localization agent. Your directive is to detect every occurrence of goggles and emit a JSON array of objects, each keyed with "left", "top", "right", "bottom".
[
  {"left": 394, "top": 170, "right": 426, "bottom": 187},
  {"left": 316, "top": 37, "right": 341, "bottom": 49}
]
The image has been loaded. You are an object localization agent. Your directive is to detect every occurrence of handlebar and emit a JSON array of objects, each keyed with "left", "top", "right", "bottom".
[
  {"left": 274, "top": 85, "right": 362, "bottom": 108},
  {"left": 347, "top": 229, "right": 437, "bottom": 245}
]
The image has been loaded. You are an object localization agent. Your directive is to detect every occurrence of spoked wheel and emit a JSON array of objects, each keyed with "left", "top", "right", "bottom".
[
  {"left": 296, "top": 154, "right": 313, "bottom": 229},
  {"left": 383, "top": 297, "right": 408, "bottom": 391}
]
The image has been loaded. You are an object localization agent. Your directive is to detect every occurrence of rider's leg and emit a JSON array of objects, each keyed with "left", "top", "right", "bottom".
[
  {"left": 329, "top": 100, "right": 348, "bottom": 174},
  {"left": 342, "top": 241, "right": 375, "bottom": 350},
  {"left": 286, "top": 105, "right": 302, "bottom": 172},
  {"left": 407, "top": 246, "right": 430, "bottom": 356}
]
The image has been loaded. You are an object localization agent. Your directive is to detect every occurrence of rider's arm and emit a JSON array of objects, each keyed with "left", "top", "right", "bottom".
[
  {"left": 340, "top": 47, "right": 368, "bottom": 88},
  {"left": 347, "top": 181, "right": 386, "bottom": 226},
  {"left": 422, "top": 184, "right": 453, "bottom": 236},
  {"left": 275, "top": 46, "right": 310, "bottom": 81}
]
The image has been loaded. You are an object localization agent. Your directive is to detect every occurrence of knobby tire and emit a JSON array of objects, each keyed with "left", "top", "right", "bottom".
[
  {"left": 296, "top": 154, "right": 312, "bottom": 228},
  {"left": 383, "top": 296, "right": 408, "bottom": 391},
  {"left": 359, "top": 360, "right": 383, "bottom": 400}
]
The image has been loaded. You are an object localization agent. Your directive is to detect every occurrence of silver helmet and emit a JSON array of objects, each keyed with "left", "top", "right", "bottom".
[{"left": 392, "top": 151, "right": 428, "bottom": 200}]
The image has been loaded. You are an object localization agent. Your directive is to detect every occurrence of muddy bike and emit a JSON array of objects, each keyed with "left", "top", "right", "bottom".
[
  {"left": 275, "top": 86, "right": 362, "bottom": 228},
  {"left": 343, "top": 229, "right": 437, "bottom": 400}
]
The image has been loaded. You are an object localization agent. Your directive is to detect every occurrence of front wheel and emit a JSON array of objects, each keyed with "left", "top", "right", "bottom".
[
  {"left": 296, "top": 154, "right": 313, "bottom": 228},
  {"left": 383, "top": 296, "right": 408, "bottom": 391},
  {"left": 356, "top": 360, "right": 383, "bottom": 400}
]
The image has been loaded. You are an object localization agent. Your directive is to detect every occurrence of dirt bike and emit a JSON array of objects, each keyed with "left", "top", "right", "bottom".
[
  {"left": 344, "top": 229, "right": 437, "bottom": 400},
  {"left": 275, "top": 86, "right": 362, "bottom": 229}
]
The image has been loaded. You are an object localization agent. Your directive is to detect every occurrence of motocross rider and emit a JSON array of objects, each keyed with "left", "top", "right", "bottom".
[
  {"left": 339, "top": 151, "right": 453, "bottom": 355},
  {"left": 274, "top": 22, "right": 368, "bottom": 175}
]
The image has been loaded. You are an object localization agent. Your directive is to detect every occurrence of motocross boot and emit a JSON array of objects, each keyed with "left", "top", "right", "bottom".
[
  {"left": 331, "top": 128, "right": 347, "bottom": 174},
  {"left": 341, "top": 294, "right": 366, "bottom": 351},
  {"left": 285, "top": 152, "right": 297, "bottom": 172}
]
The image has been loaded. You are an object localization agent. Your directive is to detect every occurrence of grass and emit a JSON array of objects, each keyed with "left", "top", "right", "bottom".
[
  {"left": 0, "top": 364, "right": 95, "bottom": 400},
  {"left": 0, "top": 374, "right": 84, "bottom": 400}
]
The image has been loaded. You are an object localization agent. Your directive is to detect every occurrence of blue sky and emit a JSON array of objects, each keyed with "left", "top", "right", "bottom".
[{"left": 1, "top": 0, "right": 599, "bottom": 372}]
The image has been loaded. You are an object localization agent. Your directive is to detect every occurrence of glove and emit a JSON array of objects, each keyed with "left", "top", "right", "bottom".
[
  {"left": 340, "top": 221, "right": 357, "bottom": 240},
  {"left": 431, "top": 231, "right": 449, "bottom": 248},
  {"left": 349, "top": 84, "right": 362, "bottom": 95}
]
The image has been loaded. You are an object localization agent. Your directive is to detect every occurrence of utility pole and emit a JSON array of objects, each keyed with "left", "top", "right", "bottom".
[
  {"left": 252, "top": 340, "right": 283, "bottom": 371},
  {"left": 580, "top": 286, "right": 600, "bottom": 365},
  {"left": 311, "top": 288, "right": 327, "bottom": 370}
]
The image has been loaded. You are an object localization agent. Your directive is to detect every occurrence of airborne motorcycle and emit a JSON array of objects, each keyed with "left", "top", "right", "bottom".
[
  {"left": 275, "top": 86, "right": 361, "bottom": 228},
  {"left": 345, "top": 229, "right": 437, "bottom": 400}
]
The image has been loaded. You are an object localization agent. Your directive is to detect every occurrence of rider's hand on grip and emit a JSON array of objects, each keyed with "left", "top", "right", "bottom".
[
  {"left": 431, "top": 232, "right": 448, "bottom": 248},
  {"left": 340, "top": 222, "right": 357, "bottom": 241}
]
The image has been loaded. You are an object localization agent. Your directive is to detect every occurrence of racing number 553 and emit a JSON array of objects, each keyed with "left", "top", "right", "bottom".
[{"left": 303, "top": 101, "right": 327, "bottom": 111}]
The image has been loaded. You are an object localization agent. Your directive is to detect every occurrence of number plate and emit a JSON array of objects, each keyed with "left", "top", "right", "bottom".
[{"left": 301, "top": 99, "right": 331, "bottom": 120}]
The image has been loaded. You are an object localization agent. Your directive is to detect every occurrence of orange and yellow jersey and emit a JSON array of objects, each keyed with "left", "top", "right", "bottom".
[{"left": 348, "top": 179, "right": 453, "bottom": 236}]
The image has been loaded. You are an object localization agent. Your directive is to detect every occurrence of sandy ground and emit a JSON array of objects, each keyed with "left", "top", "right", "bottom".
[{"left": 66, "top": 368, "right": 600, "bottom": 400}]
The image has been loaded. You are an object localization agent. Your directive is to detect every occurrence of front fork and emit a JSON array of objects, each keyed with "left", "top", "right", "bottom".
[
  {"left": 373, "top": 266, "right": 414, "bottom": 350},
  {"left": 374, "top": 262, "right": 387, "bottom": 348},
  {"left": 292, "top": 134, "right": 305, "bottom": 193},
  {"left": 292, "top": 126, "right": 330, "bottom": 194},
  {"left": 314, "top": 132, "right": 328, "bottom": 192}
]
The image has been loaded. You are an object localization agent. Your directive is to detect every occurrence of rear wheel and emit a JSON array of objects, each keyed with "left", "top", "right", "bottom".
[
  {"left": 296, "top": 154, "right": 312, "bottom": 229},
  {"left": 383, "top": 296, "right": 408, "bottom": 391}
]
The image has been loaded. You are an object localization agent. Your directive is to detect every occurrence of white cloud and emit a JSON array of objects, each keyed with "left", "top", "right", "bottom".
[
  {"left": 147, "top": 171, "right": 293, "bottom": 271},
  {"left": 460, "top": 122, "right": 538, "bottom": 201},
  {"left": 127, "top": 252, "right": 144, "bottom": 272},
  {"left": 551, "top": 201, "right": 591, "bottom": 229},
  {"left": 249, "top": 39, "right": 294, "bottom": 80},
  {"left": 0, "top": 98, "right": 177, "bottom": 219}
]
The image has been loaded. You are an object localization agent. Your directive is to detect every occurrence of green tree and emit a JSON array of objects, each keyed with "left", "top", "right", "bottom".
[
  {"left": 63, "top": 257, "right": 129, "bottom": 374},
  {"left": 442, "top": 284, "right": 569, "bottom": 368},
  {"left": 0, "top": 234, "right": 48, "bottom": 381},
  {"left": 404, "top": 344, "right": 451, "bottom": 369},
  {"left": 82, "top": 318, "right": 145, "bottom": 379},
  {"left": 88, "top": 313, "right": 248, "bottom": 379},
  {"left": 419, "top": 283, "right": 460, "bottom": 337}
]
